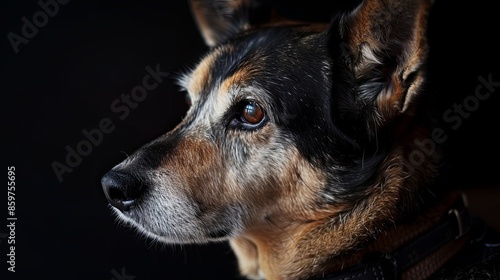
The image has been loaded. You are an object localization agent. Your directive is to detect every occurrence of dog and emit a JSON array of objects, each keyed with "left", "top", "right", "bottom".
[{"left": 101, "top": 0, "right": 500, "bottom": 279}]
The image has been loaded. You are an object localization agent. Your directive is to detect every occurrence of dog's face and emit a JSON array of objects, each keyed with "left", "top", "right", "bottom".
[
  {"left": 103, "top": 25, "right": 341, "bottom": 243},
  {"left": 102, "top": 0, "right": 435, "bottom": 277}
]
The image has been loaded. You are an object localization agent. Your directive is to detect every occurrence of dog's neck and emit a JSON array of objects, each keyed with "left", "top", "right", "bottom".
[
  {"left": 322, "top": 191, "right": 470, "bottom": 280},
  {"left": 232, "top": 191, "right": 469, "bottom": 280}
]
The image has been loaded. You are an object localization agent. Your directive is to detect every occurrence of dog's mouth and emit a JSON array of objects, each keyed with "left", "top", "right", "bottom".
[
  {"left": 108, "top": 190, "right": 244, "bottom": 244},
  {"left": 110, "top": 206, "right": 200, "bottom": 244}
]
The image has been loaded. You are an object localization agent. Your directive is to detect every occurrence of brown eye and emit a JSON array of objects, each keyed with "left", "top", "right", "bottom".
[{"left": 242, "top": 102, "right": 264, "bottom": 124}]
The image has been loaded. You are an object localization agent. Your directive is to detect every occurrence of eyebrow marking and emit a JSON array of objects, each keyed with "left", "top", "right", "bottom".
[
  {"left": 190, "top": 55, "right": 214, "bottom": 96},
  {"left": 219, "top": 67, "right": 252, "bottom": 98},
  {"left": 182, "top": 50, "right": 220, "bottom": 101}
]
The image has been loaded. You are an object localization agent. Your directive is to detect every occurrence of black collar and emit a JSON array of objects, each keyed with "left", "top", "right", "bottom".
[{"left": 319, "top": 193, "right": 471, "bottom": 280}]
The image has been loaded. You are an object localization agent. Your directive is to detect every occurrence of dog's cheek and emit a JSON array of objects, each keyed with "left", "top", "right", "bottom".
[
  {"left": 272, "top": 153, "right": 333, "bottom": 220},
  {"left": 224, "top": 125, "right": 285, "bottom": 188},
  {"left": 159, "top": 136, "right": 226, "bottom": 201},
  {"left": 224, "top": 127, "right": 330, "bottom": 223}
]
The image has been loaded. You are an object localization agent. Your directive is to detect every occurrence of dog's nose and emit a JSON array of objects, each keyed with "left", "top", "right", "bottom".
[{"left": 101, "top": 170, "right": 145, "bottom": 212}]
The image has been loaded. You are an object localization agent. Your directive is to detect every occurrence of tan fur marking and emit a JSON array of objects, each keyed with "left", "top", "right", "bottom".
[
  {"left": 377, "top": 74, "right": 406, "bottom": 120},
  {"left": 219, "top": 67, "right": 252, "bottom": 97},
  {"left": 348, "top": 0, "right": 381, "bottom": 54},
  {"left": 188, "top": 52, "right": 217, "bottom": 98},
  {"left": 160, "top": 136, "right": 228, "bottom": 204}
]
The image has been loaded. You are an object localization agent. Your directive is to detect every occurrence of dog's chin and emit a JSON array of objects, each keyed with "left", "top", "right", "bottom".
[{"left": 109, "top": 205, "right": 238, "bottom": 244}]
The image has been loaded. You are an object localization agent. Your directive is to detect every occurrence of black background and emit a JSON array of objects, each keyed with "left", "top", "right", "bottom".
[{"left": 1, "top": 1, "right": 499, "bottom": 280}]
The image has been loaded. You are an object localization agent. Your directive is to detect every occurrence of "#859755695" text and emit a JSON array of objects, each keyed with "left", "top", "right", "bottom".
[{"left": 7, "top": 166, "right": 16, "bottom": 272}]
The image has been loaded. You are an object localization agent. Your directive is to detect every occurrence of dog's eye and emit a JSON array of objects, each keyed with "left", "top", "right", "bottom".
[
  {"left": 241, "top": 102, "right": 264, "bottom": 125},
  {"left": 230, "top": 101, "right": 267, "bottom": 130}
]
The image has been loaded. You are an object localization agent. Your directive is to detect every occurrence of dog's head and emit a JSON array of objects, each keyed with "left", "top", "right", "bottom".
[{"left": 102, "top": 0, "right": 435, "bottom": 269}]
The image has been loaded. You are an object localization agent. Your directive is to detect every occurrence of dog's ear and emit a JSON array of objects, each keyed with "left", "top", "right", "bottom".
[
  {"left": 329, "top": 0, "right": 433, "bottom": 136},
  {"left": 190, "top": 0, "right": 273, "bottom": 47}
]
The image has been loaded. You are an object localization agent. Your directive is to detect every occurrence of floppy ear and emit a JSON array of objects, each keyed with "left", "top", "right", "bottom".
[
  {"left": 329, "top": 0, "right": 433, "bottom": 137},
  {"left": 189, "top": 0, "right": 273, "bottom": 47}
]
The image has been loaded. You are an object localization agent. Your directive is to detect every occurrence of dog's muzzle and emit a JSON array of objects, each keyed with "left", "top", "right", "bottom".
[{"left": 101, "top": 170, "right": 146, "bottom": 212}]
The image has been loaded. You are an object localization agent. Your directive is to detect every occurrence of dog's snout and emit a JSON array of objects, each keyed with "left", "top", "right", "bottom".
[{"left": 101, "top": 170, "right": 145, "bottom": 212}]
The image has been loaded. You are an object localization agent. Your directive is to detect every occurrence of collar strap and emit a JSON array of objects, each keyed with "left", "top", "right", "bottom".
[{"left": 321, "top": 193, "right": 471, "bottom": 280}]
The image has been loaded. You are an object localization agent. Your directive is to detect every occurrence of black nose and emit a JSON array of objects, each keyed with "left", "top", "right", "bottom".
[{"left": 101, "top": 170, "right": 145, "bottom": 212}]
